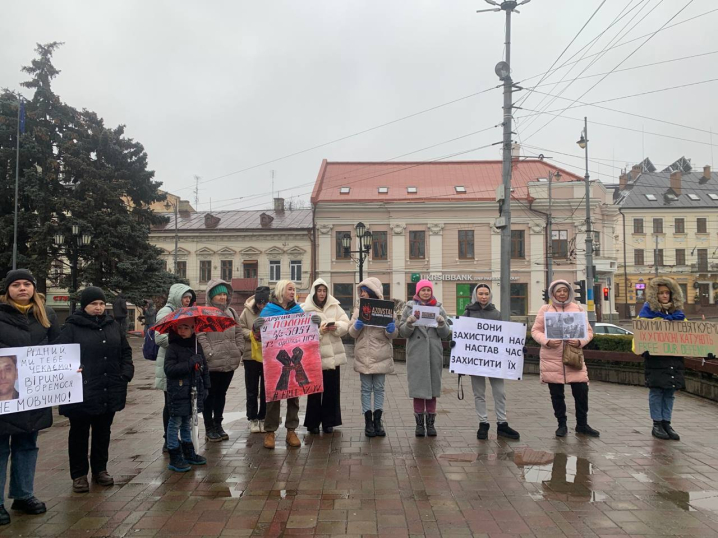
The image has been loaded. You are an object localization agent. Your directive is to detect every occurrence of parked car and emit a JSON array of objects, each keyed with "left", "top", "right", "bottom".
[{"left": 594, "top": 323, "right": 633, "bottom": 336}]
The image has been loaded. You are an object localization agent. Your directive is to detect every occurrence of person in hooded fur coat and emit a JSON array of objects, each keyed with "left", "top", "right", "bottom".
[
  {"left": 301, "top": 279, "right": 350, "bottom": 434},
  {"left": 531, "top": 280, "right": 597, "bottom": 438},
  {"left": 463, "top": 284, "right": 520, "bottom": 441},
  {"left": 636, "top": 277, "right": 687, "bottom": 441}
]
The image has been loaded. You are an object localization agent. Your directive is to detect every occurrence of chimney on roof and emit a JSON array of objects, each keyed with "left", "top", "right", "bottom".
[
  {"left": 704, "top": 165, "right": 711, "bottom": 180},
  {"left": 273, "top": 197, "right": 285, "bottom": 213},
  {"left": 260, "top": 213, "right": 274, "bottom": 228},
  {"left": 511, "top": 143, "right": 521, "bottom": 161},
  {"left": 619, "top": 173, "right": 628, "bottom": 190},
  {"left": 204, "top": 213, "right": 220, "bottom": 229},
  {"left": 670, "top": 170, "right": 682, "bottom": 195},
  {"left": 630, "top": 164, "right": 641, "bottom": 180}
]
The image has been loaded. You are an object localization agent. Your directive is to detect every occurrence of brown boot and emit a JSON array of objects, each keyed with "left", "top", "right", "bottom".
[
  {"left": 92, "top": 471, "right": 114, "bottom": 486},
  {"left": 263, "top": 432, "right": 275, "bottom": 449},
  {"left": 72, "top": 476, "right": 89, "bottom": 493},
  {"left": 286, "top": 429, "right": 301, "bottom": 447}
]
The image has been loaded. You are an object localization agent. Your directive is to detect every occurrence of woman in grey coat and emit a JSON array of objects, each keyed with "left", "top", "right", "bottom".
[
  {"left": 463, "top": 284, "right": 520, "bottom": 440},
  {"left": 398, "top": 279, "right": 450, "bottom": 437}
]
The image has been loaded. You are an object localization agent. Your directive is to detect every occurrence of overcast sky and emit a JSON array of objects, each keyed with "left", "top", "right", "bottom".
[{"left": 3, "top": 0, "right": 717, "bottom": 212}]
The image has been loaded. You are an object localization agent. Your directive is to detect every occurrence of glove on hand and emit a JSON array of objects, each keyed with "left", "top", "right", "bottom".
[
  {"left": 311, "top": 314, "right": 322, "bottom": 326},
  {"left": 386, "top": 322, "right": 396, "bottom": 334},
  {"left": 406, "top": 315, "right": 417, "bottom": 325},
  {"left": 354, "top": 320, "right": 364, "bottom": 331},
  {"left": 641, "top": 350, "right": 651, "bottom": 359},
  {"left": 253, "top": 317, "right": 265, "bottom": 331},
  {"left": 436, "top": 315, "right": 445, "bottom": 326}
]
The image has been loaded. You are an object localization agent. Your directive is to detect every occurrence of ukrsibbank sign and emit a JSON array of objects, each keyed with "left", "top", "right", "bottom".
[{"left": 411, "top": 273, "right": 519, "bottom": 282}]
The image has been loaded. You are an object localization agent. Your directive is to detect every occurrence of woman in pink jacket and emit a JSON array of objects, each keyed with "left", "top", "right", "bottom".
[{"left": 531, "top": 280, "right": 598, "bottom": 438}]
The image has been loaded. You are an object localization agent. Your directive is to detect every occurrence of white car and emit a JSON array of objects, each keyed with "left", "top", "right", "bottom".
[{"left": 594, "top": 323, "right": 633, "bottom": 336}]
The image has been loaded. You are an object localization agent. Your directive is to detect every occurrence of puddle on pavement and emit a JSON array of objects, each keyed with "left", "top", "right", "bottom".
[
  {"left": 657, "top": 490, "right": 718, "bottom": 512},
  {"left": 631, "top": 472, "right": 653, "bottom": 483},
  {"left": 514, "top": 449, "right": 597, "bottom": 500}
]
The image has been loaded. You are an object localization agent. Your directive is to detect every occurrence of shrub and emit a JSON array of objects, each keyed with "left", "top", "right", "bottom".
[{"left": 525, "top": 333, "right": 633, "bottom": 352}]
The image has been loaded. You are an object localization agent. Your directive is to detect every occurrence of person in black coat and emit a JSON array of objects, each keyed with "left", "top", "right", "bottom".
[
  {"left": 54, "top": 287, "right": 134, "bottom": 493},
  {"left": 0, "top": 269, "right": 60, "bottom": 524},
  {"left": 164, "top": 320, "right": 210, "bottom": 472},
  {"left": 112, "top": 293, "right": 128, "bottom": 334}
]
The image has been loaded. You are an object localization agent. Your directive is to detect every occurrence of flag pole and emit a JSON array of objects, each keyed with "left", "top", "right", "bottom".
[{"left": 12, "top": 97, "right": 22, "bottom": 270}]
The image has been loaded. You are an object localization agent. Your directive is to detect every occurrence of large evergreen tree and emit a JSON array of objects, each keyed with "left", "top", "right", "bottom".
[{"left": 1, "top": 43, "right": 183, "bottom": 304}]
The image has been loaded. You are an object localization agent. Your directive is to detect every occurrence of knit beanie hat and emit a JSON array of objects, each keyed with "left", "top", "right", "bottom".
[
  {"left": 360, "top": 286, "right": 378, "bottom": 299},
  {"left": 80, "top": 287, "right": 107, "bottom": 310},
  {"left": 3, "top": 269, "right": 36, "bottom": 292},
  {"left": 209, "top": 284, "right": 229, "bottom": 299},
  {"left": 415, "top": 279, "right": 434, "bottom": 294},
  {"left": 254, "top": 286, "right": 270, "bottom": 305}
]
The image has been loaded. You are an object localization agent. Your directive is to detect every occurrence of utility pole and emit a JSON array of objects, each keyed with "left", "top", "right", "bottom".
[
  {"left": 12, "top": 97, "right": 23, "bottom": 270},
  {"left": 193, "top": 175, "right": 200, "bottom": 210},
  {"left": 480, "top": 0, "right": 531, "bottom": 321},
  {"left": 173, "top": 201, "right": 179, "bottom": 274},
  {"left": 546, "top": 170, "right": 555, "bottom": 285},
  {"left": 577, "top": 116, "right": 596, "bottom": 327},
  {"left": 654, "top": 235, "right": 659, "bottom": 277}
]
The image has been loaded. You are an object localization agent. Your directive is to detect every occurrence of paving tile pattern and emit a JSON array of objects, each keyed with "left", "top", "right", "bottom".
[{"left": 4, "top": 339, "right": 718, "bottom": 537}]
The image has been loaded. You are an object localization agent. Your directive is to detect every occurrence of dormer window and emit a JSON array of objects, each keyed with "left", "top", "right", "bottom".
[
  {"left": 378, "top": 187, "right": 388, "bottom": 194},
  {"left": 644, "top": 194, "right": 657, "bottom": 201},
  {"left": 709, "top": 193, "right": 718, "bottom": 200},
  {"left": 339, "top": 187, "right": 350, "bottom": 194},
  {"left": 407, "top": 187, "right": 417, "bottom": 194},
  {"left": 687, "top": 194, "right": 700, "bottom": 201},
  {"left": 454, "top": 186, "right": 467, "bottom": 193}
]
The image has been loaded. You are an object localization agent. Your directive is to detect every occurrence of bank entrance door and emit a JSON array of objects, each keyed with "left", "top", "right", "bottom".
[{"left": 456, "top": 284, "right": 473, "bottom": 316}]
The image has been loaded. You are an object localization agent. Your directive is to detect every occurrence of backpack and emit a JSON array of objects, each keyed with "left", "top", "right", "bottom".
[{"left": 143, "top": 304, "right": 175, "bottom": 361}]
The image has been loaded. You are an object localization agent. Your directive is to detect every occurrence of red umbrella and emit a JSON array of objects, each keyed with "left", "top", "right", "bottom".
[{"left": 151, "top": 306, "right": 237, "bottom": 334}]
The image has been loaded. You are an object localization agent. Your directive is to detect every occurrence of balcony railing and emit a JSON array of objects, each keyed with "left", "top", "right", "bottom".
[
  {"left": 232, "top": 277, "right": 258, "bottom": 292},
  {"left": 691, "top": 262, "right": 715, "bottom": 273}
]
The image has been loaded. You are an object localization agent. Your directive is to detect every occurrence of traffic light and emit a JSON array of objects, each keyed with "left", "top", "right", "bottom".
[
  {"left": 542, "top": 289, "right": 549, "bottom": 303},
  {"left": 603, "top": 287, "right": 609, "bottom": 301},
  {"left": 574, "top": 280, "right": 586, "bottom": 304}
]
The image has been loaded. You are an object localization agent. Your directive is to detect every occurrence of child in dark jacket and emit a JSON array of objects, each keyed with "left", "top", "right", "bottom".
[{"left": 164, "top": 320, "right": 210, "bottom": 471}]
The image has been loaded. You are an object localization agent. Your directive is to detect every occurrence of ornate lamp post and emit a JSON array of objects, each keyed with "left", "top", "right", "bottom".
[
  {"left": 341, "top": 222, "right": 373, "bottom": 282},
  {"left": 54, "top": 224, "right": 93, "bottom": 313}
]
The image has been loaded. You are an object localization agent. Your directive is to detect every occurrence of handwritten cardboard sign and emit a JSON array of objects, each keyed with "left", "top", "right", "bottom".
[
  {"left": 0, "top": 344, "right": 83, "bottom": 415},
  {"left": 632, "top": 319, "right": 718, "bottom": 357},
  {"left": 449, "top": 317, "right": 526, "bottom": 380},
  {"left": 544, "top": 311, "right": 587, "bottom": 340},
  {"left": 261, "top": 313, "right": 322, "bottom": 402},
  {"left": 412, "top": 305, "right": 440, "bottom": 328},
  {"left": 358, "top": 298, "right": 395, "bottom": 328}
]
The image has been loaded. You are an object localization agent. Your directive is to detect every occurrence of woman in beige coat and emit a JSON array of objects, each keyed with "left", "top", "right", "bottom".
[
  {"left": 349, "top": 277, "right": 397, "bottom": 438},
  {"left": 301, "top": 279, "right": 350, "bottom": 434}
]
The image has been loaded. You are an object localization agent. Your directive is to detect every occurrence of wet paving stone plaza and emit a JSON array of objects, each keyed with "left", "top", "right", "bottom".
[{"left": 11, "top": 339, "right": 718, "bottom": 537}]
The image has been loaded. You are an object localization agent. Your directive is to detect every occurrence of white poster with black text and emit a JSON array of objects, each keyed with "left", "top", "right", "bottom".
[{"left": 449, "top": 317, "right": 525, "bottom": 380}]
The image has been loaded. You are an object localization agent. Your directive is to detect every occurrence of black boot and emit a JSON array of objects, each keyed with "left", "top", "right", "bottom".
[
  {"left": 497, "top": 422, "right": 520, "bottom": 440},
  {"left": 477, "top": 422, "right": 490, "bottom": 440},
  {"left": 167, "top": 447, "right": 191, "bottom": 472},
  {"left": 426, "top": 414, "right": 437, "bottom": 437},
  {"left": 205, "top": 421, "right": 222, "bottom": 443},
  {"left": 10, "top": 496, "right": 46, "bottom": 515},
  {"left": 575, "top": 424, "right": 600, "bottom": 437},
  {"left": 182, "top": 442, "right": 207, "bottom": 465},
  {"left": 0, "top": 506, "right": 8, "bottom": 525},
  {"left": 373, "top": 409, "right": 386, "bottom": 437},
  {"left": 414, "top": 413, "right": 425, "bottom": 437},
  {"left": 662, "top": 421, "right": 680, "bottom": 441},
  {"left": 215, "top": 420, "right": 229, "bottom": 441},
  {"left": 364, "top": 411, "right": 376, "bottom": 437},
  {"left": 652, "top": 420, "right": 669, "bottom": 439},
  {"left": 556, "top": 418, "right": 568, "bottom": 438}
]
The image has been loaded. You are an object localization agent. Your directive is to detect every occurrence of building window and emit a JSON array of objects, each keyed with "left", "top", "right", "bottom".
[
  {"left": 269, "top": 260, "right": 281, "bottom": 281},
  {"left": 458, "top": 230, "right": 474, "bottom": 259},
  {"left": 674, "top": 218, "right": 685, "bottom": 234},
  {"left": 372, "top": 231, "right": 387, "bottom": 260},
  {"left": 176, "top": 261, "right": 187, "bottom": 279},
  {"left": 654, "top": 249, "right": 664, "bottom": 267},
  {"left": 653, "top": 218, "right": 663, "bottom": 234},
  {"left": 406, "top": 282, "right": 417, "bottom": 298},
  {"left": 510, "top": 283, "right": 528, "bottom": 316},
  {"left": 382, "top": 283, "right": 391, "bottom": 299},
  {"left": 290, "top": 260, "right": 302, "bottom": 282},
  {"left": 511, "top": 230, "right": 525, "bottom": 259},
  {"left": 697, "top": 249, "right": 708, "bottom": 271},
  {"left": 592, "top": 231, "right": 600, "bottom": 256},
  {"left": 633, "top": 218, "right": 644, "bottom": 234},
  {"left": 675, "top": 249, "right": 685, "bottom": 265},
  {"left": 697, "top": 217, "right": 708, "bottom": 234},
  {"left": 199, "top": 260, "right": 211, "bottom": 283},
  {"left": 552, "top": 230, "right": 568, "bottom": 258},
  {"left": 221, "top": 260, "right": 233, "bottom": 282},
  {"left": 409, "top": 231, "right": 425, "bottom": 259},
  {"left": 243, "top": 261, "right": 258, "bottom": 278},
  {"left": 634, "top": 249, "right": 644, "bottom": 266},
  {"left": 333, "top": 283, "right": 354, "bottom": 314},
  {"left": 679, "top": 284, "right": 689, "bottom": 303},
  {"left": 336, "top": 231, "right": 351, "bottom": 260}
]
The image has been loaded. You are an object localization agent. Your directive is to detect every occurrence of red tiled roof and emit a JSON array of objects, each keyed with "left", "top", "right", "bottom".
[{"left": 310, "top": 159, "right": 582, "bottom": 203}]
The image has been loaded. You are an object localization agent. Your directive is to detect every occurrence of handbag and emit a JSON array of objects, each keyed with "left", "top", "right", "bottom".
[{"left": 562, "top": 341, "right": 584, "bottom": 369}]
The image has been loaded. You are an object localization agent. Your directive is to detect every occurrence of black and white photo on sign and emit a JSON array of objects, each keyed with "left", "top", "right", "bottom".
[
  {"left": 412, "top": 305, "right": 440, "bottom": 328},
  {"left": 544, "top": 311, "right": 588, "bottom": 340}
]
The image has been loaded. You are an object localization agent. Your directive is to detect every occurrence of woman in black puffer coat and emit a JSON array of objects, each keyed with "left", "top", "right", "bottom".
[
  {"left": 0, "top": 269, "right": 60, "bottom": 524},
  {"left": 54, "top": 287, "right": 134, "bottom": 493}
]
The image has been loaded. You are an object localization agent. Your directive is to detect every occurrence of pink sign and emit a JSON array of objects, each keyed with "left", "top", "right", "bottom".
[{"left": 261, "top": 313, "right": 323, "bottom": 402}]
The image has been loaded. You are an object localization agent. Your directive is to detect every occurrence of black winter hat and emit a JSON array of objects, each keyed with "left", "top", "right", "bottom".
[
  {"left": 80, "top": 287, "right": 107, "bottom": 310},
  {"left": 254, "top": 286, "right": 270, "bottom": 305},
  {"left": 3, "top": 269, "right": 36, "bottom": 292}
]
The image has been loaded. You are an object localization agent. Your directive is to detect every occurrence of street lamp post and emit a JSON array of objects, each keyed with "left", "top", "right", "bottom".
[
  {"left": 164, "top": 200, "right": 179, "bottom": 274},
  {"left": 577, "top": 117, "right": 596, "bottom": 328},
  {"left": 341, "top": 222, "right": 373, "bottom": 282},
  {"left": 54, "top": 225, "right": 93, "bottom": 313}
]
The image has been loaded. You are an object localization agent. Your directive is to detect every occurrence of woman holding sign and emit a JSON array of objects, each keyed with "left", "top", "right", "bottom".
[
  {"left": 0, "top": 269, "right": 60, "bottom": 524},
  {"left": 531, "top": 280, "right": 597, "bottom": 438},
  {"left": 398, "top": 279, "right": 450, "bottom": 437},
  {"left": 636, "top": 277, "right": 686, "bottom": 441}
]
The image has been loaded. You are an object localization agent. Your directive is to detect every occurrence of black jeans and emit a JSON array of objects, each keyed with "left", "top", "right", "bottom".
[
  {"left": 202, "top": 371, "right": 235, "bottom": 426},
  {"left": 68, "top": 412, "right": 115, "bottom": 479},
  {"left": 244, "top": 360, "right": 266, "bottom": 421},
  {"left": 548, "top": 382, "right": 589, "bottom": 426},
  {"left": 304, "top": 367, "right": 342, "bottom": 430}
]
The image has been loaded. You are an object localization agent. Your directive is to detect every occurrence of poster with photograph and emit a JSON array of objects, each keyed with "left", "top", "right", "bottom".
[
  {"left": 544, "top": 312, "right": 588, "bottom": 340},
  {"left": 261, "top": 313, "right": 323, "bottom": 402},
  {"left": 358, "top": 298, "right": 395, "bottom": 328},
  {"left": 412, "top": 305, "right": 440, "bottom": 328},
  {"left": 0, "top": 344, "right": 83, "bottom": 415}
]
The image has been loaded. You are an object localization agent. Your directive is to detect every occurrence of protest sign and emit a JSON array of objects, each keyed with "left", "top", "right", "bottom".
[
  {"left": 261, "top": 313, "right": 322, "bottom": 402},
  {"left": 412, "top": 305, "right": 440, "bottom": 328},
  {"left": 0, "top": 344, "right": 83, "bottom": 415},
  {"left": 544, "top": 311, "right": 587, "bottom": 340},
  {"left": 358, "top": 298, "right": 395, "bottom": 328},
  {"left": 449, "top": 317, "right": 525, "bottom": 380},
  {"left": 632, "top": 319, "right": 718, "bottom": 357}
]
